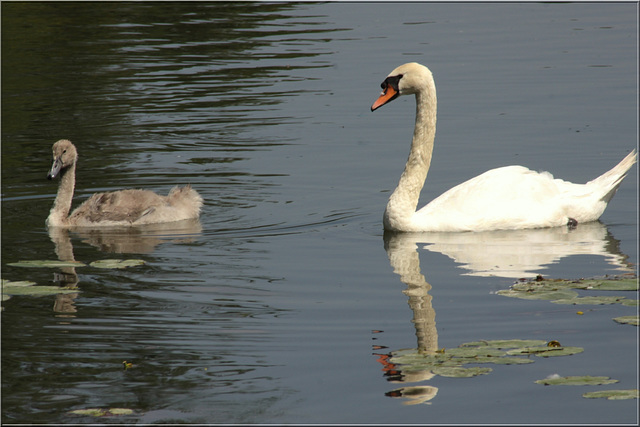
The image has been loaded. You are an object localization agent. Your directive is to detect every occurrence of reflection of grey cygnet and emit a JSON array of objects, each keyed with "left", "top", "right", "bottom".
[
  {"left": 48, "top": 227, "right": 79, "bottom": 315},
  {"left": 372, "top": 62, "right": 637, "bottom": 232},
  {"left": 46, "top": 139, "right": 203, "bottom": 228}
]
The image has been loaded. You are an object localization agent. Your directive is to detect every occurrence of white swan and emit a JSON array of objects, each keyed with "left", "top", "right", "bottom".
[
  {"left": 46, "top": 139, "right": 203, "bottom": 228},
  {"left": 371, "top": 62, "right": 637, "bottom": 232}
]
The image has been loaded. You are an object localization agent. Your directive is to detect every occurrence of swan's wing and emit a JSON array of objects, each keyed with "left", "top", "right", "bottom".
[
  {"left": 416, "top": 166, "right": 584, "bottom": 230},
  {"left": 70, "top": 190, "right": 167, "bottom": 224}
]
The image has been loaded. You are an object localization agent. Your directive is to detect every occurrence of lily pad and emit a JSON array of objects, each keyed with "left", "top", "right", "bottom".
[
  {"left": 551, "top": 296, "right": 626, "bottom": 305},
  {"left": 1, "top": 279, "right": 78, "bottom": 296},
  {"left": 511, "top": 279, "right": 572, "bottom": 292},
  {"left": 89, "top": 259, "right": 145, "bottom": 269},
  {"left": 7, "top": 260, "right": 85, "bottom": 268},
  {"left": 68, "top": 407, "right": 134, "bottom": 417},
  {"left": 582, "top": 389, "right": 639, "bottom": 400},
  {"left": 613, "top": 315, "right": 639, "bottom": 326},
  {"left": 506, "top": 346, "right": 584, "bottom": 358},
  {"left": 390, "top": 351, "right": 453, "bottom": 371},
  {"left": 460, "top": 339, "right": 547, "bottom": 349},
  {"left": 497, "top": 288, "right": 579, "bottom": 301},
  {"left": 514, "top": 277, "right": 638, "bottom": 292},
  {"left": 1, "top": 279, "right": 37, "bottom": 287},
  {"left": 535, "top": 375, "right": 619, "bottom": 386},
  {"left": 473, "top": 356, "right": 534, "bottom": 365},
  {"left": 577, "top": 278, "right": 638, "bottom": 291},
  {"left": 431, "top": 366, "right": 492, "bottom": 378},
  {"left": 440, "top": 346, "right": 506, "bottom": 358},
  {"left": 499, "top": 275, "right": 637, "bottom": 307}
]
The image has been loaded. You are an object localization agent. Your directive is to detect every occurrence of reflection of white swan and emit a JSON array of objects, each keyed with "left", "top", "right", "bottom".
[
  {"left": 384, "top": 233, "right": 438, "bottom": 354},
  {"left": 379, "top": 224, "right": 633, "bottom": 405},
  {"left": 381, "top": 232, "right": 439, "bottom": 404},
  {"left": 407, "top": 221, "right": 631, "bottom": 278},
  {"left": 46, "top": 139, "right": 203, "bottom": 228},
  {"left": 371, "top": 62, "right": 637, "bottom": 232}
]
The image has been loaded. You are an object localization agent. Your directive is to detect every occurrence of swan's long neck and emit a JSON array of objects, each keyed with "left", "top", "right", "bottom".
[
  {"left": 384, "top": 85, "right": 437, "bottom": 230},
  {"left": 47, "top": 164, "right": 76, "bottom": 227}
]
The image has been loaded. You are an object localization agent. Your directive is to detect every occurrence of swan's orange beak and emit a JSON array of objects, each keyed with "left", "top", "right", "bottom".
[{"left": 371, "top": 85, "right": 398, "bottom": 111}]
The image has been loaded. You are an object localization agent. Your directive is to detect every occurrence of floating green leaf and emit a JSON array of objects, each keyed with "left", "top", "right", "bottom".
[
  {"left": 582, "top": 389, "right": 639, "bottom": 400},
  {"left": 474, "top": 356, "right": 534, "bottom": 365},
  {"left": 460, "top": 339, "right": 547, "bottom": 349},
  {"left": 535, "top": 375, "right": 619, "bottom": 386},
  {"left": 390, "top": 350, "right": 452, "bottom": 371},
  {"left": 613, "top": 315, "right": 638, "bottom": 326},
  {"left": 499, "top": 275, "right": 637, "bottom": 307},
  {"left": 1, "top": 279, "right": 37, "bottom": 287},
  {"left": 431, "top": 366, "right": 492, "bottom": 378},
  {"left": 506, "top": 346, "right": 584, "bottom": 358},
  {"left": 7, "top": 260, "right": 85, "bottom": 268},
  {"left": 497, "top": 288, "right": 579, "bottom": 301},
  {"left": 89, "top": 259, "right": 145, "bottom": 269},
  {"left": 439, "top": 346, "right": 506, "bottom": 358},
  {"left": 512, "top": 277, "right": 638, "bottom": 292},
  {"left": 1, "top": 279, "right": 78, "bottom": 296},
  {"left": 511, "top": 279, "right": 574, "bottom": 292},
  {"left": 576, "top": 278, "right": 638, "bottom": 291},
  {"left": 551, "top": 296, "right": 626, "bottom": 305},
  {"left": 68, "top": 408, "right": 134, "bottom": 417}
]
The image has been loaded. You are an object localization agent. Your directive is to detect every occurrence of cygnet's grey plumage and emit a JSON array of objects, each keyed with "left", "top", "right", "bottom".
[{"left": 46, "top": 139, "right": 203, "bottom": 228}]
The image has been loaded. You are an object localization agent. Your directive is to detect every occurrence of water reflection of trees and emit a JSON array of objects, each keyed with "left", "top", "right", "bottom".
[
  {"left": 2, "top": 1, "right": 337, "bottom": 196},
  {"left": 376, "top": 222, "right": 633, "bottom": 405}
]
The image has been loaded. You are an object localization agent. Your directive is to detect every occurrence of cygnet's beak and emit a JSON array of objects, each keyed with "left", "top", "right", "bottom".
[{"left": 47, "top": 157, "right": 63, "bottom": 180}]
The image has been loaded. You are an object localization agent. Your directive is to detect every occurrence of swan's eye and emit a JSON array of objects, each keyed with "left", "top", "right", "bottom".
[{"left": 381, "top": 75, "right": 402, "bottom": 93}]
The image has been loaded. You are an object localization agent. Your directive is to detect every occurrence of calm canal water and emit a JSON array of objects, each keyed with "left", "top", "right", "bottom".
[{"left": 2, "top": 2, "right": 637, "bottom": 424}]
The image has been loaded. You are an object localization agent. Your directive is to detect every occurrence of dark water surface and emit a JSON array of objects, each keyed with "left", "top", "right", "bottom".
[{"left": 2, "top": 2, "right": 637, "bottom": 424}]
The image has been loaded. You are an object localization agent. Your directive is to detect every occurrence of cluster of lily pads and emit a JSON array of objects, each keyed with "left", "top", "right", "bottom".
[
  {"left": 389, "top": 339, "right": 581, "bottom": 379},
  {"left": 388, "top": 338, "right": 638, "bottom": 401},
  {"left": 7, "top": 259, "right": 145, "bottom": 269},
  {"left": 1, "top": 258, "right": 145, "bottom": 304},
  {"left": 497, "top": 275, "right": 638, "bottom": 326}
]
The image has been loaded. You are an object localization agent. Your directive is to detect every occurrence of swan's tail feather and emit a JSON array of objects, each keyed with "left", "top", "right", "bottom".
[
  {"left": 587, "top": 150, "right": 637, "bottom": 203},
  {"left": 167, "top": 184, "right": 204, "bottom": 218}
]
